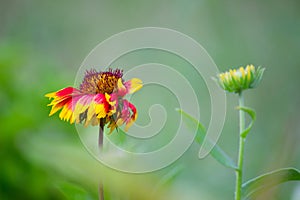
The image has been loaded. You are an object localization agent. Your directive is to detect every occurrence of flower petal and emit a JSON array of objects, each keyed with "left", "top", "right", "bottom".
[
  {"left": 74, "top": 94, "right": 94, "bottom": 122},
  {"left": 45, "top": 87, "right": 80, "bottom": 99},
  {"left": 93, "top": 93, "right": 110, "bottom": 118},
  {"left": 45, "top": 87, "right": 85, "bottom": 124},
  {"left": 125, "top": 78, "right": 143, "bottom": 94},
  {"left": 125, "top": 101, "right": 138, "bottom": 131},
  {"left": 116, "top": 78, "right": 127, "bottom": 96},
  {"left": 107, "top": 118, "right": 118, "bottom": 134}
]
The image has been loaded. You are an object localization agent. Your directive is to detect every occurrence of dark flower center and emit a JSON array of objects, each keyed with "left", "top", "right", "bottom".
[{"left": 80, "top": 68, "right": 123, "bottom": 94}]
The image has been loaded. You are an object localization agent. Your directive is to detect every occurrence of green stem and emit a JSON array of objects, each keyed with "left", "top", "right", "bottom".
[{"left": 235, "top": 93, "right": 245, "bottom": 200}]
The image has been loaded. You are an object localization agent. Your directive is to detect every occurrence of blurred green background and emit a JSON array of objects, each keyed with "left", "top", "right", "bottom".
[{"left": 1, "top": 0, "right": 300, "bottom": 199}]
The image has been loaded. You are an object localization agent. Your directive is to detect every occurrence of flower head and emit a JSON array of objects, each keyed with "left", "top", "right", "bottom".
[
  {"left": 216, "top": 65, "right": 265, "bottom": 93},
  {"left": 45, "top": 68, "right": 142, "bottom": 133}
]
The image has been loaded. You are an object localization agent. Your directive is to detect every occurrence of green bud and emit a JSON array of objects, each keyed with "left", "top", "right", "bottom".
[{"left": 216, "top": 65, "right": 265, "bottom": 94}]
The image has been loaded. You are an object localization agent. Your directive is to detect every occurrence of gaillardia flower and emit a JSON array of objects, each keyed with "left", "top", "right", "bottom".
[
  {"left": 45, "top": 68, "right": 142, "bottom": 133},
  {"left": 216, "top": 65, "right": 265, "bottom": 93}
]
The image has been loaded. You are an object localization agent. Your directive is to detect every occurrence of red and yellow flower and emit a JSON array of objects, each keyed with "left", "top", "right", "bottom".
[{"left": 45, "top": 68, "right": 142, "bottom": 133}]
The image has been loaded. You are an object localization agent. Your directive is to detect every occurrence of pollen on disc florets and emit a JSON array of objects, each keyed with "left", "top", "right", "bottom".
[{"left": 80, "top": 68, "right": 123, "bottom": 94}]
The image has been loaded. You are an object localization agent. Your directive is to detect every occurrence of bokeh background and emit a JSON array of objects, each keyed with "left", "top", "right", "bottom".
[{"left": 1, "top": 0, "right": 300, "bottom": 199}]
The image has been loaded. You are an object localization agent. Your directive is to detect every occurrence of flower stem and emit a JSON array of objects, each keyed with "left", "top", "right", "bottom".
[
  {"left": 99, "top": 118, "right": 105, "bottom": 200},
  {"left": 99, "top": 118, "right": 105, "bottom": 148},
  {"left": 99, "top": 183, "right": 104, "bottom": 200},
  {"left": 235, "top": 93, "right": 245, "bottom": 200}
]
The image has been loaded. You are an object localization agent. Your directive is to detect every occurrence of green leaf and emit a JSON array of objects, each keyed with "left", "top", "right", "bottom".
[
  {"left": 236, "top": 106, "right": 256, "bottom": 138},
  {"left": 242, "top": 168, "right": 300, "bottom": 199},
  {"left": 209, "top": 144, "right": 237, "bottom": 170},
  {"left": 176, "top": 109, "right": 237, "bottom": 170}
]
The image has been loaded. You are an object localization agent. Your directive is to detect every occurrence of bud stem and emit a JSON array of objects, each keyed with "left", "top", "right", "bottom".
[{"left": 235, "top": 93, "right": 245, "bottom": 200}]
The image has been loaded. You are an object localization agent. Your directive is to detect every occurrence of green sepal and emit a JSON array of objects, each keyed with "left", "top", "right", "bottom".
[
  {"left": 236, "top": 106, "right": 256, "bottom": 138},
  {"left": 242, "top": 168, "right": 300, "bottom": 199},
  {"left": 230, "top": 73, "right": 239, "bottom": 92},
  {"left": 250, "top": 66, "right": 265, "bottom": 88}
]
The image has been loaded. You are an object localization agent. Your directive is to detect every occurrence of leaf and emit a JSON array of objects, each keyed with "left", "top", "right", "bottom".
[
  {"left": 176, "top": 109, "right": 237, "bottom": 170},
  {"left": 236, "top": 106, "right": 256, "bottom": 138},
  {"left": 242, "top": 168, "right": 300, "bottom": 199},
  {"left": 209, "top": 144, "right": 237, "bottom": 170}
]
